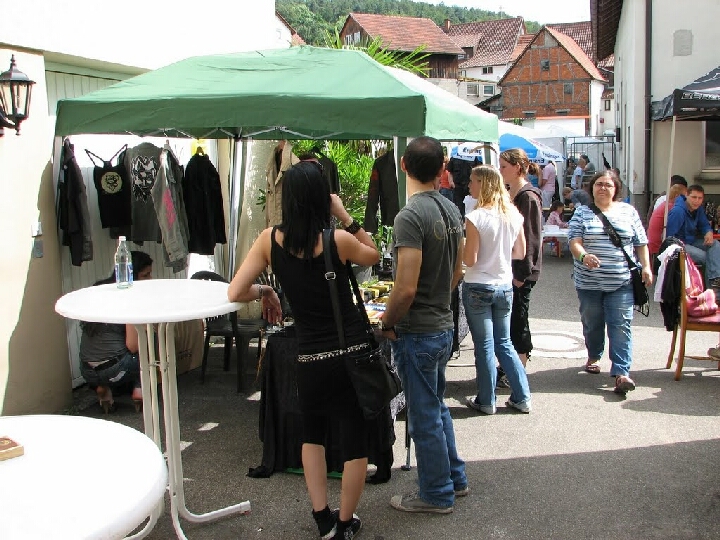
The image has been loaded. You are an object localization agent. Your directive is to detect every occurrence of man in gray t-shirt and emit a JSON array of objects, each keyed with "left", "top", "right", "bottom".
[{"left": 379, "top": 136, "right": 467, "bottom": 514}]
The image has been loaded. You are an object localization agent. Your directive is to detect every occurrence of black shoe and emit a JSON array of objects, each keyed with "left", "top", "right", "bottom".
[
  {"left": 496, "top": 367, "right": 510, "bottom": 389},
  {"left": 312, "top": 507, "right": 337, "bottom": 540},
  {"left": 334, "top": 515, "right": 362, "bottom": 539}
]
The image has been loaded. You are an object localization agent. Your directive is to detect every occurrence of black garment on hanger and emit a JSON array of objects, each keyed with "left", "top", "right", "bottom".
[
  {"left": 363, "top": 152, "right": 399, "bottom": 234},
  {"left": 57, "top": 138, "right": 93, "bottom": 266},
  {"left": 183, "top": 153, "right": 226, "bottom": 255},
  {"left": 86, "top": 145, "right": 130, "bottom": 228}
]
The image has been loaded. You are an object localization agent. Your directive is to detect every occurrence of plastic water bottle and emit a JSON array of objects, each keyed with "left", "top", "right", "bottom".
[{"left": 114, "top": 236, "right": 133, "bottom": 289}]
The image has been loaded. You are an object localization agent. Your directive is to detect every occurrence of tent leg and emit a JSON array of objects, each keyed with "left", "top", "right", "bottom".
[
  {"left": 662, "top": 116, "right": 677, "bottom": 234},
  {"left": 227, "top": 137, "right": 247, "bottom": 279},
  {"left": 394, "top": 137, "right": 408, "bottom": 208}
]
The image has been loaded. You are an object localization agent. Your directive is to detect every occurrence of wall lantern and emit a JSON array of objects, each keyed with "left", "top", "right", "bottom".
[{"left": 0, "top": 55, "right": 35, "bottom": 136}]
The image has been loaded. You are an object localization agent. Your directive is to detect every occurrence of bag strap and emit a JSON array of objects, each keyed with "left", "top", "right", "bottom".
[
  {"left": 588, "top": 204, "right": 638, "bottom": 270},
  {"left": 429, "top": 195, "right": 454, "bottom": 261},
  {"left": 323, "top": 228, "right": 346, "bottom": 350}
]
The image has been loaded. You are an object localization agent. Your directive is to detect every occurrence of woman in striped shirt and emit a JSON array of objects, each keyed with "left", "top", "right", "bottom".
[{"left": 568, "top": 171, "right": 652, "bottom": 394}]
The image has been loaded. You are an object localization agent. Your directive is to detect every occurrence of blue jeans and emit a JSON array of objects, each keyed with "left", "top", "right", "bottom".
[
  {"left": 439, "top": 187, "right": 454, "bottom": 202},
  {"left": 462, "top": 283, "right": 531, "bottom": 407},
  {"left": 686, "top": 239, "right": 720, "bottom": 282},
  {"left": 576, "top": 283, "right": 634, "bottom": 377},
  {"left": 80, "top": 351, "right": 140, "bottom": 389},
  {"left": 390, "top": 329, "right": 466, "bottom": 507}
]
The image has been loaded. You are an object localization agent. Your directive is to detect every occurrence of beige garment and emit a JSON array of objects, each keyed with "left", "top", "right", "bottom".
[
  {"left": 174, "top": 319, "right": 205, "bottom": 374},
  {"left": 265, "top": 141, "right": 300, "bottom": 227}
]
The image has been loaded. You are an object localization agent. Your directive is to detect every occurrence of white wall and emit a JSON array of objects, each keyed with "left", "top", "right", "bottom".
[
  {"left": 1, "top": 0, "right": 278, "bottom": 70},
  {"left": 532, "top": 118, "right": 586, "bottom": 136},
  {"left": 649, "top": 0, "right": 720, "bottom": 196},
  {"left": 464, "top": 64, "right": 508, "bottom": 83},
  {"left": 589, "top": 80, "right": 605, "bottom": 137},
  {"left": 614, "top": 0, "right": 720, "bottom": 204},
  {"left": 0, "top": 1, "right": 281, "bottom": 414},
  {"left": 614, "top": 0, "right": 647, "bottom": 196},
  {"left": 599, "top": 97, "right": 616, "bottom": 136}
]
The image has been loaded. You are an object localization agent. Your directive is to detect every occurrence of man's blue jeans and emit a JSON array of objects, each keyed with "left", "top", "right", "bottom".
[
  {"left": 390, "top": 329, "right": 467, "bottom": 507},
  {"left": 462, "top": 283, "right": 531, "bottom": 407},
  {"left": 686, "top": 239, "right": 720, "bottom": 282},
  {"left": 576, "top": 283, "right": 634, "bottom": 377}
]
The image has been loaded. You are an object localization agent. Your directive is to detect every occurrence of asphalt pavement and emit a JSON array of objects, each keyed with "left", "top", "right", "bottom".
[{"left": 73, "top": 249, "right": 720, "bottom": 540}]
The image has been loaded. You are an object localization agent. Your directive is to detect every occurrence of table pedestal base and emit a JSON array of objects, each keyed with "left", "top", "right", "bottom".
[{"left": 136, "top": 322, "right": 251, "bottom": 540}]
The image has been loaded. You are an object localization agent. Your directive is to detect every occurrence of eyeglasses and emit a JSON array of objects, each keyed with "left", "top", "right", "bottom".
[{"left": 594, "top": 182, "right": 615, "bottom": 189}]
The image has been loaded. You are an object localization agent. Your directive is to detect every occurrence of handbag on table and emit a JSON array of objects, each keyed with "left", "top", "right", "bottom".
[
  {"left": 322, "top": 229, "right": 402, "bottom": 420},
  {"left": 589, "top": 204, "right": 650, "bottom": 316}
]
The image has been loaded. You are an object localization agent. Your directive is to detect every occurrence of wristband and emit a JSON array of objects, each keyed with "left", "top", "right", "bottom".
[
  {"left": 579, "top": 253, "right": 586, "bottom": 263},
  {"left": 345, "top": 219, "right": 362, "bottom": 235}
]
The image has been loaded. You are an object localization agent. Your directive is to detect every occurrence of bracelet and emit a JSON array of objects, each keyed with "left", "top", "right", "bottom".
[
  {"left": 345, "top": 219, "right": 362, "bottom": 235},
  {"left": 257, "top": 284, "right": 264, "bottom": 300},
  {"left": 578, "top": 253, "right": 586, "bottom": 263}
]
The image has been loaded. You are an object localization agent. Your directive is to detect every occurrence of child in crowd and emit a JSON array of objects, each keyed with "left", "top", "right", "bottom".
[{"left": 545, "top": 200, "right": 568, "bottom": 228}]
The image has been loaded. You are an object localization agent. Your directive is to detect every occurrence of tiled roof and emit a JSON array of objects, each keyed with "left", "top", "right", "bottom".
[
  {"left": 544, "top": 27, "right": 605, "bottom": 81},
  {"left": 510, "top": 34, "right": 534, "bottom": 63},
  {"left": 450, "top": 17, "right": 525, "bottom": 68},
  {"left": 275, "top": 11, "right": 306, "bottom": 45},
  {"left": 348, "top": 13, "right": 463, "bottom": 54},
  {"left": 547, "top": 22, "right": 593, "bottom": 61}
]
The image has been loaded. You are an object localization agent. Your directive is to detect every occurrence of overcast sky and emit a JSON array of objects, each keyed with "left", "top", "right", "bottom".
[{"left": 431, "top": 0, "right": 591, "bottom": 24}]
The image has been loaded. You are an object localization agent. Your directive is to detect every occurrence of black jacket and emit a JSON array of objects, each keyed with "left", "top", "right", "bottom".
[
  {"left": 57, "top": 138, "right": 93, "bottom": 266},
  {"left": 182, "top": 153, "right": 226, "bottom": 255},
  {"left": 364, "top": 152, "right": 399, "bottom": 233},
  {"left": 512, "top": 183, "right": 543, "bottom": 282}
]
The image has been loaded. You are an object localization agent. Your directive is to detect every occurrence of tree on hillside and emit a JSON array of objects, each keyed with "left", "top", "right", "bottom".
[{"left": 277, "top": 0, "right": 541, "bottom": 45}]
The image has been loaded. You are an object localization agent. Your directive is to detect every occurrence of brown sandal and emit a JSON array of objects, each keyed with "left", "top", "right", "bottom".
[{"left": 584, "top": 360, "right": 601, "bottom": 374}]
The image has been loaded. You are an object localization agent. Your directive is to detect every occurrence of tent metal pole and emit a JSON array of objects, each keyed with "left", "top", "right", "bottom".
[
  {"left": 227, "top": 137, "right": 244, "bottom": 279},
  {"left": 394, "top": 137, "right": 408, "bottom": 208},
  {"left": 663, "top": 116, "right": 677, "bottom": 232}
]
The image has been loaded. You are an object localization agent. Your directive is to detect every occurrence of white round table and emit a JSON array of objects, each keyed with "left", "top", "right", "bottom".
[
  {"left": 0, "top": 415, "right": 167, "bottom": 540},
  {"left": 55, "top": 279, "right": 250, "bottom": 540}
]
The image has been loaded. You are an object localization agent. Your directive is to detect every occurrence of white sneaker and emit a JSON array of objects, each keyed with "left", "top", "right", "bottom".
[{"left": 506, "top": 399, "right": 531, "bottom": 413}]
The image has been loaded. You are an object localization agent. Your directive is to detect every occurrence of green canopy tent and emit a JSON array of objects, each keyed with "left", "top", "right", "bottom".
[{"left": 55, "top": 46, "right": 499, "bottom": 272}]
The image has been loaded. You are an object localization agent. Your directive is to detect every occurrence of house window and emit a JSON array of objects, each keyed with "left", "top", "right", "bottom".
[
  {"left": 540, "top": 60, "right": 550, "bottom": 71},
  {"left": 482, "top": 66, "right": 494, "bottom": 74},
  {"left": 705, "top": 122, "right": 720, "bottom": 168},
  {"left": 564, "top": 83, "right": 573, "bottom": 94},
  {"left": 483, "top": 85, "right": 495, "bottom": 96},
  {"left": 523, "top": 111, "right": 536, "bottom": 118},
  {"left": 604, "top": 100, "right": 612, "bottom": 111},
  {"left": 467, "top": 83, "right": 480, "bottom": 97},
  {"left": 458, "top": 54, "right": 466, "bottom": 60}
]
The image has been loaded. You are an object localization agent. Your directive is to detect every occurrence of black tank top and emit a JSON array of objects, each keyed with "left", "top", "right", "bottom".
[
  {"left": 270, "top": 227, "right": 367, "bottom": 355},
  {"left": 87, "top": 146, "right": 131, "bottom": 228}
]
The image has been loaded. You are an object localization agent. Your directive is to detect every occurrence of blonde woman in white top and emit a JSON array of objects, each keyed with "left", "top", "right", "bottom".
[{"left": 462, "top": 166, "right": 532, "bottom": 414}]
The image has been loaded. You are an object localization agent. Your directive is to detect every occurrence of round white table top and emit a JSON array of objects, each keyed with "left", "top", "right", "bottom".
[
  {"left": 0, "top": 414, "right": 167, "bottom": 540},
  {"left": 55, "top": 278, "right": 240, "bottom": 324}
]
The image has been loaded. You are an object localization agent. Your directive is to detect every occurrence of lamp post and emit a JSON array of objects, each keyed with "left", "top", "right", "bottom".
[{"left": 0, "top": 55, "right": 35, "bottom": 136}]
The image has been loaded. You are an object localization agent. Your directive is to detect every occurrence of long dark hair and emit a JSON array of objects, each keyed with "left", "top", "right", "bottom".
[
  {"left": 280, "top": 161, "right": 331, "bottom": 259},
  {"left": 94, "top": 250, "right": 153, "bottom": 286}
]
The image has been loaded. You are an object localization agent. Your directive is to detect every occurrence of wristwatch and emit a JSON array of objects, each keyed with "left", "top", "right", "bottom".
[{"left": 378, "top": 318, "right": 395, "bottom": 333}]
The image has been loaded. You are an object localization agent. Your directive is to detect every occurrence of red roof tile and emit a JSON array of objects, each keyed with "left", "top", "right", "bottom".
[
  {"left": 510, "top": 34, "right": 534, "bottom": 63},
  {"left": 547, "top": 22, "right": 593, "bottom": 61},
  {"left": 449, "top": 17, "right": 526, "bottom": 68},
  {"left": 348, "top": 13, "right": 464, "bottom": 55},
  {"left": 544, "top": 27, "right": 605, "bottom": 81}
]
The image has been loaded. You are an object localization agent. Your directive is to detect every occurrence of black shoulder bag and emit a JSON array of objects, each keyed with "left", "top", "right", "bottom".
[
  {"left": 589, "top": 204, "right": 650, "bottom": 316},
  {"left": 322, "top": 229, "right": 402, "bottom": 419}
]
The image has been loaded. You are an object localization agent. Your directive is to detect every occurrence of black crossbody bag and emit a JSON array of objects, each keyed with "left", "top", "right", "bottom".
[
  {"left": 322, "top": 229, "right": 402, "bottom": 419},
  {"left": 589, "top": 204, "right": 650, "bottom": 316}
]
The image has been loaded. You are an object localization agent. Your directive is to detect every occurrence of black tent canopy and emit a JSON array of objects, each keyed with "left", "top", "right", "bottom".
[{"left": 652, "top": 65, "right": 720, "bottom": 121}]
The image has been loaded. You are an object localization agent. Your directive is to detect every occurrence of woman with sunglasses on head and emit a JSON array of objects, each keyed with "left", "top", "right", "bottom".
[
  {"left": 499, "top": 149, "right": 544, "bottom": 368},
  {"left": 462, "top": 165, "right": 531, "bottom": 415},
  {"left": 228, "top": 160, "right": 379, "bottom": 540},
  {"left": 568, "top": 170, "right": 652, "bottom": 395}
]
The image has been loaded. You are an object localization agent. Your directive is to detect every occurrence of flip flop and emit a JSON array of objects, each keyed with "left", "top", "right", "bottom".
[{"left": 584, "top": 361, "right": 601, "bottom": 374}]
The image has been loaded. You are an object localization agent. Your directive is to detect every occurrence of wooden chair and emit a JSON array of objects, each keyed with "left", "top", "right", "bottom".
[{"left": 666, "top": 251, "right": 720, "bottom": 380}]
